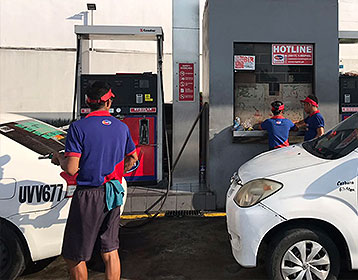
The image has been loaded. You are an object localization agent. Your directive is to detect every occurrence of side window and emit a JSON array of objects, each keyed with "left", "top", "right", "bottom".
[{"left": 0, "top": 120, "right": 66, "bottom": 155}]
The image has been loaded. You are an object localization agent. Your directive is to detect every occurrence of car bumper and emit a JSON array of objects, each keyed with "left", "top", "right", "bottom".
[{"left": 226, "top": 195, "right": 286, "bottom": 267}]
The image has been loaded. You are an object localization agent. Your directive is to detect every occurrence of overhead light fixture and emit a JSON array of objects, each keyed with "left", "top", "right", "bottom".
[{"left": 87, "top": 3, "right": 96, "bottom": 10}]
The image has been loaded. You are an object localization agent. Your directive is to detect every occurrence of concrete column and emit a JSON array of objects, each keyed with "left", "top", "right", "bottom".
[{"left": 172, "top": 0, "right": 200, "bottom": 190}]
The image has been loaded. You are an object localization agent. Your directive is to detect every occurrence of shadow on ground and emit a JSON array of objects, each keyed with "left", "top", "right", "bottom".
[{"left": 19, "top": 217, "right": 358, "bottom": 280}]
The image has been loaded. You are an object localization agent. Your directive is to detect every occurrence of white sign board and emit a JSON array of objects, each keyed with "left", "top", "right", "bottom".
[
  {"left": 272, "top": 44, "right": 313, "bottom": 65},
  {"left": 234, "top": 55, "right": 255, "bottom": 70}
]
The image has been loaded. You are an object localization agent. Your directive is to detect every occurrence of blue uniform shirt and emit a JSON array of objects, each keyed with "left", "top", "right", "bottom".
[
  {"left": 65, "top": 111, "right": 136, "bottom": 186},
  {"left": 261, "top": 116, "right": 296, "bottom": 149},
  {"left": 304, "top": 111, "right": 324, "bottom": 141}
]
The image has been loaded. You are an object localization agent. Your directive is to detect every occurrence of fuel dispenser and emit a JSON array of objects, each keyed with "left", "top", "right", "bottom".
[
  {"left": 79, "top": 73, "right": 159, "bottom": 183},
  {"left": 73, "top": 25, "right": 164, "bottom": 184},
  {"left": 339, "top": 74, "right": 358, "bottom": 120}
]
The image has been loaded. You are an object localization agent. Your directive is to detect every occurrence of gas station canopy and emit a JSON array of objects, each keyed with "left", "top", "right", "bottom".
[{"left": 74, "top": 25, "right": 164, "bottom": 41}]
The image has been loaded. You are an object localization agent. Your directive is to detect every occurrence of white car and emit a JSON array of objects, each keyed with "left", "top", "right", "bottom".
[
  {"left": 226, "top": 113, "right": 358, "bottom": 280},
  {"left": 0, "top": 113, "right": 127, "bottom": 279}
]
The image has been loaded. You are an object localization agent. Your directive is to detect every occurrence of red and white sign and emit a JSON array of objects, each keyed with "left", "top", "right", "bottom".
[
  {"left": 342, "top": 107, "right": 358, "bottom": 113},
  {"left": 234, "top": 55, "right": 255, "bottom": 70},
  {"left": 80, "top": 108, "right": 90, "bottom": 114},
  {"left": 178, "top": 63, "right": 195, "bottom": 102},
  {"left": 130, "top": 107, "right": 157, "bottom": 113},
  {"left": 272, "top": 44, "right": 313, "bottom": 65}
]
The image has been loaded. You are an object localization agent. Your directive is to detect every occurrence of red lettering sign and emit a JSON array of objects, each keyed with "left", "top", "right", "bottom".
[
  {"left": 178, "top": 63, "right": 195, "bottom": 102},
  {"left": 272, "top": 44, "right": 313, "bottom": 65},
  {"left": 342, "top": 107, "right": 358, "bottom": 112}
]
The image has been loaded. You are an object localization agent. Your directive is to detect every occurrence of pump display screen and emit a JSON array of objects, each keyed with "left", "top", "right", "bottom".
[
  {"left": 139, "top": 80, "right": 150, "bottom": 88},
  {"left": 340, "top": 76, "right": 358, "bottom": 114}
]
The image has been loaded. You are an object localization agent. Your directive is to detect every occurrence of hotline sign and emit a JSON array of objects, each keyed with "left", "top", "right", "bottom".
[
  {"left": 178, "top": 63, "right": 195, "bottom": 102},
  {"left": 272, "top": 44, "right": 313, "bottom": 65}
]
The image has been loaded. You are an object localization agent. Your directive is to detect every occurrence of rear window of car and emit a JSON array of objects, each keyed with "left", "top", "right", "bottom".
[{"left": 0, "top": 119, "right": 66, "bottom": 155}]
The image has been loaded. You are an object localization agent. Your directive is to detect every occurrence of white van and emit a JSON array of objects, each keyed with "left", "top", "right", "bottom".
[
  {"left": 0, "top": 113, "right": 127, "bottom": 279},
  {"left": 226, "top": 113, "right": 358, "bottom": 280}
]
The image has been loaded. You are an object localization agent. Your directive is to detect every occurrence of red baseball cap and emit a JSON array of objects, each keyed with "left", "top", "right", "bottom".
[
  {"left": 271, "top": 104, "right": 284, "bottom": 111},
  {"left": 86, "top": 89, "right": 115, "bottom": 104},
  {"left": 300, "top": 96, "right": 318, "bottom": 107}
]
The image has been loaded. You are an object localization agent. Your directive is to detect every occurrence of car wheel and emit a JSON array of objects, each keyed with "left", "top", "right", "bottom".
[
  {"left": 0, "top": 223, "right": 26, "bottom": 280},
  {"left": 266, "top": 227, "right": 340, "bottom": 280}
]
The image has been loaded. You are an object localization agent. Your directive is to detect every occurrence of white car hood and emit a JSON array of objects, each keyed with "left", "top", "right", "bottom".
[{"left": 239, "top": 144, "right": 328, "bottom": 183}]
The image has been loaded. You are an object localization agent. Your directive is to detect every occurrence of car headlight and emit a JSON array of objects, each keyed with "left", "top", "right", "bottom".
[{"left": 233, "top": 179, "right": 283, "bottom": 207}]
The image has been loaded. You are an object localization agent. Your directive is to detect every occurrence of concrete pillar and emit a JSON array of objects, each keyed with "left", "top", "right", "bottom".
[{"left": 172, "top": 0, "right": 200, "bottom": 190}]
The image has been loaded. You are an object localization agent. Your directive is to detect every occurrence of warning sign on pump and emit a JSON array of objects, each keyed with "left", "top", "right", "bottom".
[
  {"left": 272, "top": 44, "right": 313, "bottom": 65},
  {"left": 178, "top": 63, "right": 195, "bottom": 102}
]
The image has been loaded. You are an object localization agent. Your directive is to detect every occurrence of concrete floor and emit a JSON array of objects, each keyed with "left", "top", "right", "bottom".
[
  {"left": 124, "top": 186, "right": 216, "bottom": 213},
  {"left": 19, "top": 217, "right": 358, "bottom": 280}
]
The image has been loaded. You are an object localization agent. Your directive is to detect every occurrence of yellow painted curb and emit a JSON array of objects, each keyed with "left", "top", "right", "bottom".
[
  {"left": 203, "top": 212, "right": 226, "bottom": 217},
  {"left": 121, "top": 212, "right": 226, "bottom": 220},
  {"left": 121, "top": 213, "right": 165, "bottom": 220}
]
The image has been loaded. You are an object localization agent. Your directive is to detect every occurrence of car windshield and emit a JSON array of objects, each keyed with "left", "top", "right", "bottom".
[
  {"left": 0, "top": 119, "right": 66, "bottom": 155},
  {"left": 302, "top": 113, "right": 358, "bottom": 159}
]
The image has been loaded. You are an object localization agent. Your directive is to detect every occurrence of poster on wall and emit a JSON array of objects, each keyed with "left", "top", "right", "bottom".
[
  {"left": 272, "top": 44, "right": 313, "bottom": 65},
  {"left": 178, "top": 63, "right": 195, "bottom": 102},
  {"left": 234, "top": 55, "right": 255, "bottom": 70}
]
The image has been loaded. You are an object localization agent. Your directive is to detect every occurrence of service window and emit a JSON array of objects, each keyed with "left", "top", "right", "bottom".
[
  {"left": 233, "top": 43, "right": 314, "bottom": 129},
  {"left": 0, "top": 119, "right": 66, "bottom": 155}
]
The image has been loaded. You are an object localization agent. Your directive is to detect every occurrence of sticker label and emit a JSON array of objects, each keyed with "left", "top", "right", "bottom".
[
  {"left": 145, "top": 94, "right": 153, "bottom": 102},
  {"left": 178, "top": 63, "right": 195, "bottom": 102},
  {"left": 337, "top": 180, "right": 355, "bottom": 192},
  {"left": 342, "top": 107, "right": 358, "bottom": 112},
  {"left": 14, "top": 121, "right": 65, "bottom": 140},
  {"left": 18, "top": 184, "right": 64, "bottom": 203},
  {"left": 130, "top": 107, "right": 157, "bottom": 113},
  {"left": 339, "top": 186, "right": 355, "bottom": 192},
  {"left": 140, "top": 28, "right": 156, "bottom": 33},
  {"left": 81, "top": 108, "right": 91, "bottom": 114},
  {"left": 102, "top": 120, "right": 112, "bottom": 126},
  {"left": 234, "top": 55, "right": 255, "bottom": 70},
  {"left": 272, "top": 44, "right": 313, "bottom": 65}
]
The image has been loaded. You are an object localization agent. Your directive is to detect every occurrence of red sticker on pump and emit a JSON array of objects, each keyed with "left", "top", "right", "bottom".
[
  {"left": 130, "top": 108, "right": 157, "bottom": 113},
  {"left": 81, "top": 108, "right": 91, "bottom": 114}
]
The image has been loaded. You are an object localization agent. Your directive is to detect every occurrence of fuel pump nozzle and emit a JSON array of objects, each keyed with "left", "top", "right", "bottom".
[
  {"left": 139, "top": 118, "right": 149, "bottom": 145},
  {"left": 38, "top": 150, "right": 65, "bottom": 160}
]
